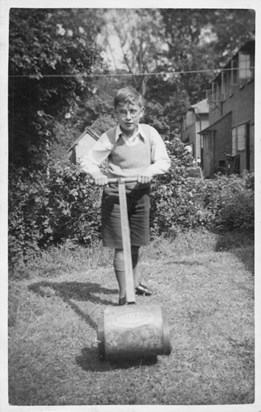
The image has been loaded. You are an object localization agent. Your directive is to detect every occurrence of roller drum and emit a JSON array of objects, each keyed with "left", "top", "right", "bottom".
[{"left": 97, "top": 304, "right": 171, "bottom": 360}]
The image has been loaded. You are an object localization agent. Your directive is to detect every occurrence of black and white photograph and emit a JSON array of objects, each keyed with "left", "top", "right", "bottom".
[{"left": 1, "top": 1, "right": 260, "bottom": 410}]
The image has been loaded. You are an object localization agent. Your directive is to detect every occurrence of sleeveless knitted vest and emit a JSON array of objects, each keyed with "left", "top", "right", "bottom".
[{"left": 106, "top": 124, "right": 152, "bottom": 178}]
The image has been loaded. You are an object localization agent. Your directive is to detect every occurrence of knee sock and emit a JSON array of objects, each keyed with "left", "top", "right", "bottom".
[
  {"left": 113, "top": 249, "right": 125, "bottom": 298},
  {"left": 113, "top": 247, "right": 140, "bottom": 297},
  {"left": 131, "top": 246, "right": 140, "bottom": 288}
]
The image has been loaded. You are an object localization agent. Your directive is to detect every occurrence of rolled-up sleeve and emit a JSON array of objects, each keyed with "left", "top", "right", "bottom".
[{"left": 146, "top": 127, "right": 171, "bottom": 175}]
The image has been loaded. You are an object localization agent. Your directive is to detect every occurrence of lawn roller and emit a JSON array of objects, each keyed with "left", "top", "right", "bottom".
[{"left": 97, "top": 177, "right": 171, "bottom": 361}]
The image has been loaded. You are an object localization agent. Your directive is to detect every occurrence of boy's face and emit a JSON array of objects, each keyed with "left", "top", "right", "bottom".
[{"left": 115, "top": 101, "right": 144, "bottom": 136}]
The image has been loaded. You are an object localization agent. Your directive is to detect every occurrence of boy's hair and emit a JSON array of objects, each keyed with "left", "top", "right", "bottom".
[{"left": 114, "top": 86, "right": 144, "bottom": 109}]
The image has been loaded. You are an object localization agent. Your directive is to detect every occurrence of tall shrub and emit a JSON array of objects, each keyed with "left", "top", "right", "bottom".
[
  {"left": 150, "top": 137, "right": 203, "bottom": 235},
  {"left": 150, "top": 164, "right": 254, "bottom": 237},
  {"left": 8, "top": 164, "right": 102, "bottom": 269}
]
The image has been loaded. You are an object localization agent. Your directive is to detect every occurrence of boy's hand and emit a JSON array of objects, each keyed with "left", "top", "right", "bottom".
[
  {"left": 91, "top": 173, "right": 108, "bottom": 186},
  {"left": 137, "top": 171, "right": 153, "bottom": 184}
]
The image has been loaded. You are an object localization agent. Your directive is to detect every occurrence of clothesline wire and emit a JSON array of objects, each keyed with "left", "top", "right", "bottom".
[{"left": 9, "top": 66, "right": 255, "bottom": 78}]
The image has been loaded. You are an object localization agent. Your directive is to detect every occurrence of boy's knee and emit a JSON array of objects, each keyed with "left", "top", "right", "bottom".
[{"left": 113, "top": 247, "right": 140, "bottom": 270}]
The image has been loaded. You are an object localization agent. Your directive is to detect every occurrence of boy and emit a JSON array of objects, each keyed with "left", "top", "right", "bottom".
[{"left": 80, "top": 86, "right": 170, "bottom": 305}]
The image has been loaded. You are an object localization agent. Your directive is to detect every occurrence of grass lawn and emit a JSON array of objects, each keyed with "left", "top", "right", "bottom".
[{"left": 8, "top": 230, "right": 255, "bottom": 406}]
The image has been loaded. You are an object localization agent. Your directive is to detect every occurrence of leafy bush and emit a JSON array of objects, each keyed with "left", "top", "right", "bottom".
[
  {"left": 198, "top": 173, "right": 254, "bottom": 231},
  {"left": 150, "top": 138, "right": 205, "bottom": 235},
  {"left": 244, "top": 171, "right": 254, "bottom": 191},
  {"left": 8, "top": 164, "right": 101, "bottom": 270},
  {"left": 9, "top": 136, "right": 254, "bottom": 271},
  {"left": 150, "top": 164, "right": 254, "bottom": 238},
  {"left": 9, "top": 167, "right": 43, "bottom": 267},
  {"left": 217, "top": 190, "right": 254, "bottom": 231}
]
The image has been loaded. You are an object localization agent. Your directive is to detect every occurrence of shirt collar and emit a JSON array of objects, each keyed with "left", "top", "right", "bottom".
[{"left": 116, "top": 123, "right": 146, "bottom": 141}]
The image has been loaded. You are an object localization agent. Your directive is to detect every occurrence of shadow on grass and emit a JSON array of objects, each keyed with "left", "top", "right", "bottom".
[
  {"left": 76, "top": 347, "right": 158, "bottom": 372},
  {"left": 29, "top": 282, "right": 159, "bottom": 371},
  {"left": 28, "top": 281, "right": 118, "bottom": 329}
]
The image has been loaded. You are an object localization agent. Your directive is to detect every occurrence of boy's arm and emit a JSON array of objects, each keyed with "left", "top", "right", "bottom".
[
  {"left": 145, "top": 128, "right": 171, "bottom": 176},
  {"left": 138, "top": 129, "right": 170, "bottom": 184},
  {"left": 79, "top": 133, "right": 113, "bottom": 183}
]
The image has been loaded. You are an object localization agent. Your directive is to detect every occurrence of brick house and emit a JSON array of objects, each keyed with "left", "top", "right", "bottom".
[
  {"left": 199, "top": 40, "right": 255, "bottom": 177},
  {"left": 180, "top": 98, "right": 209, "bottom": 168}
]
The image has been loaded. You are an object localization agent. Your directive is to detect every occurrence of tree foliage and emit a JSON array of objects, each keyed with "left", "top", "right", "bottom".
[
  {"left": 9, "top": 8, "right": 104, "bottom": 168},
  {"left": 160, "top": 9, "right": 255, "bottom": 103},
  {"left": 95, "top": 8, "right": 255, "bottom": 135},
  {"left": 98, "top": 9, "right": 165, "bottom": 93}
]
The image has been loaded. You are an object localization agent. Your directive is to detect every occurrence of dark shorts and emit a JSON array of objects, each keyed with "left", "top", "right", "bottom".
[{"left": 101, "top": 183, "right": 150, "bottom": 248}]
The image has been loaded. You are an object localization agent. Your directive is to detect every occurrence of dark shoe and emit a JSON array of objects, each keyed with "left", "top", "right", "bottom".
[
  {"left": 135, "top": 283, "right": 152, "bottom": 296},
  {"left": 118, "top": 296, "right": 127, "bottom": 306}
]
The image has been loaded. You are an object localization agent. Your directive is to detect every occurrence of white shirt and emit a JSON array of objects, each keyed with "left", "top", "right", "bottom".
[{"left": 79, "top": 124, "right": 171, "bottom": 177}]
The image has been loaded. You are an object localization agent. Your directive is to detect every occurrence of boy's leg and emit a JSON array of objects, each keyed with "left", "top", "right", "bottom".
[
  {"left": 113, "top": 248, "right": 125, "bottom": 299},
  {"left": 114, "top": 246, "right": 140, "bottom": 292},
  {"left": 128, "top": 188, "right": 151, "bottom": 295},
  {"left": 114, "top": 246, "right": 151, "bottom": 302},
  {"left": 131, "top": 245, "right": 140, "bottom": 288},
  {"left": 132, "top": 245, "right": 152, "bottom": 296}
]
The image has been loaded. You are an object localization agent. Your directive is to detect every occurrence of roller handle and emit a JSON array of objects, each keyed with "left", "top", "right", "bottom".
[
  {"left": 88, "top": 177, "right": 138, "bottom": 185},
  {"left": 107, "top": 177, "right": 138, "bottom": 184},
  {"left": 108, "top": 177, "right": 138, "bottom": 302},
  {"left": 118, "top": 181, "right": 136, "bottom": 304},
  {"left": 89, "top": 176, "right": 139, "bottom": 303}
]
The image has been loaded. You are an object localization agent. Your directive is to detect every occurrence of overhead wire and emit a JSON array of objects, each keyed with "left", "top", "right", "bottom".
[{"left": 8, "top": 66, "right": 255, "bottom": 78}]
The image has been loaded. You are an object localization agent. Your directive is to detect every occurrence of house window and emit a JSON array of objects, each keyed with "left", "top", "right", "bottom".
[
  {"left": 232, "top": 124, "right": 247, "bottom": 153},
  {"left": 221, "top": 70, "right": 231, "bottom": 100},
  {"left": 232, "top": 128, "right": 237, "bottom": 155},
  {"left": 239, "top": 52, "right": 253, "bottom": 85},
  {"left": 231, "top": 58, "right": 238, "bottom": 86},
  {"left": 237, "top": 124, "right": 246, "bottom": 151},
  {"left": 207, "top": 81, "right": 221, "bottom": 110}
]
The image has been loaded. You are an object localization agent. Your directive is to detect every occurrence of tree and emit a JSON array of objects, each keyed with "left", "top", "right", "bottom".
[
  {"left": 98, "top": 9, "right": 166, "bottom": 94},
  {"left": 9, "top": 8, "right": 104, "bottom": 168},
  {"left": 97, "top": 9, "right": 255, "bottom": 136},
  {"left": 160, "top": 9, "right": 255, "bottom": 103}
]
